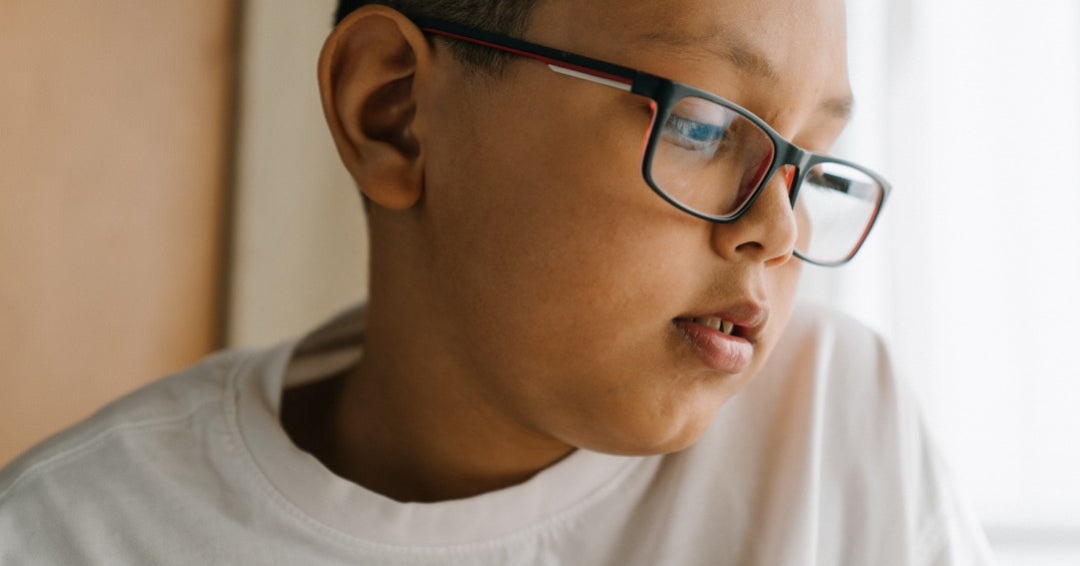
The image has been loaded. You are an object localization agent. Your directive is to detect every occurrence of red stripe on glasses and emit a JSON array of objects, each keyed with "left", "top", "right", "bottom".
[{"left": 421, "top": 27, "right": 634, "bottom": 87}]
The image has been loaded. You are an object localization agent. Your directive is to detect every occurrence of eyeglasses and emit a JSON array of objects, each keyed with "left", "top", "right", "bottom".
[{"left": 414, "top": 18, "right": 891, "bottom": 266}]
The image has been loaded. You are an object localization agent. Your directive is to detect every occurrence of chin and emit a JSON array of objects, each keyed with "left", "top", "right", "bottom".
[
  {"left": 552, "top": 365, "right": 751, "bottom": 457},
  {"left": 575, "top": 409, "right": 719, "bottom": 457}
]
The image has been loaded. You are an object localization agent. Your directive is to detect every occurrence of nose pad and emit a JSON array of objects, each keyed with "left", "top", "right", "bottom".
[{"left": 710, "top": 165, "right": 799, "bottom": 263}]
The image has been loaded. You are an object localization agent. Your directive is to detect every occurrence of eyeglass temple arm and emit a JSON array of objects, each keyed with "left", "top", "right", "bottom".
[{"left": 413, "top": 17, "right": 639, "bottom": 92}]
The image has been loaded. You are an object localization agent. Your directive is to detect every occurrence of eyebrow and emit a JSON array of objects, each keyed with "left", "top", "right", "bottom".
[{"left": 634, "top": 28, "right": 854, "bottom": 121}]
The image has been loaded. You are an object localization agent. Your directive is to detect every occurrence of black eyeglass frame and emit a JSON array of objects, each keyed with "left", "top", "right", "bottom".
[{"left": 412, "top": 17, "right": 892, "bottom": 266}]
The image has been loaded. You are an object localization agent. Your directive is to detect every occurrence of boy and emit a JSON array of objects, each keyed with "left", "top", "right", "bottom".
[{"left": 0, "top": 0, "right": 994, "bottom": 563}]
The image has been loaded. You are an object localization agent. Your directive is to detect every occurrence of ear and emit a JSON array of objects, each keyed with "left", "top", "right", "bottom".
[{"left": 318, "top": 6, "right": 430, "bottom": 210}]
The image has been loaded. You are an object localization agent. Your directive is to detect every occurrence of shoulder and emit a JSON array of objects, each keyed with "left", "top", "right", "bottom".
[
  {"left": 0, "top": 345, "right": 281, "bottom": 559},
  {"left": 752, "top": 302, "right": 897, "bottom": 417},
  {"left": 746, "top": 302, "right": 919, "bottom": 470},
  {"left": 1, "top": 349, "right": 240, "bottom": 489},
  {"left": 777, "top": 301, "right": 891, "bottom": 370},
  {"left": 700, "top": 302, "right": 996, "bottom": 564}
]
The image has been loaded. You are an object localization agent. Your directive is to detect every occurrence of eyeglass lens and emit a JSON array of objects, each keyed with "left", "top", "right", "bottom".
[
  {"left": 646, "top": 95, "right": 883, "bottom": 264},
  {"left": 795, "top": 162, "right": 882, "bottom": 264}
]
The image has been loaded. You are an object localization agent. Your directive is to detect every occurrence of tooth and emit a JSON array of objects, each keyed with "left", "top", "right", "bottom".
[
  {"left": 721, "top": 320, "right": 735, "bottom": 335},
  {"left": 692, "top": 316, "right": 726, "bottom": 332}
]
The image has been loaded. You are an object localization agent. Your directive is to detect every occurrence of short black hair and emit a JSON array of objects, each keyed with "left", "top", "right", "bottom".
[{"left": 334, "top": 1, "right": 541, "bottom": 73}]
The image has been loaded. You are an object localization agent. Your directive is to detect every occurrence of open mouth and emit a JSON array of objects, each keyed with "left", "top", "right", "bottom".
[
  {"left": 673, "top": 302, "right": 767, "bottom": 348},
  {"left": 683, "top": 316, "right": 738, "bottom": 337},
  {"left": 671, "top": 315, "right": 755, "bottom": 373}
]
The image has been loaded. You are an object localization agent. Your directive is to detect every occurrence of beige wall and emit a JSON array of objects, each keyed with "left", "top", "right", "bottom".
[
  {"left": 0, "top": 2, "right": 237, "bottom": 464},
  {"left": 227, "top": 0, "right": 368, "bottom": 348},
  {"left": 0, "top": 0, "right": 369, "bottom": 465}
]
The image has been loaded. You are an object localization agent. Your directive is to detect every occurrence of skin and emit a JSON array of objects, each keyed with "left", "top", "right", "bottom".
[{"left": 291, "top": 0, "right": 853, "bottom": 502}]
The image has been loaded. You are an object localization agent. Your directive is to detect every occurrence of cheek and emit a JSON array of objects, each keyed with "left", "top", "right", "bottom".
[
  {"left": 426, "top": 91, "right": 692, "bottom": 352},
  {"left": 755, "top": 257, "right": 803, "bottom": 372},
  {"left": 425, "top": 74, "right": 673, "bottom": 330}
]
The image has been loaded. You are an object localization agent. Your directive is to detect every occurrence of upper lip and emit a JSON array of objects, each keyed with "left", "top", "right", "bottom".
[{"left": 675, "top": 302, "right": 769, "bottom": 343}]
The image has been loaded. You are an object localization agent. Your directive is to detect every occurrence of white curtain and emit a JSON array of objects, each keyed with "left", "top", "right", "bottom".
[{"left": 807, "top": 1, "right": 1080, "bottom": 562}]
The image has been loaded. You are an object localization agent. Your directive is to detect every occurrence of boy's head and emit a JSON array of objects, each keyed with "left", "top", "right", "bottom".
[{"left": 319, "top": 0, "right": 855, "bottom": 455}]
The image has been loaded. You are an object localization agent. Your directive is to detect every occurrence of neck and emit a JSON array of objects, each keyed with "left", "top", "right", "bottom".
[{"left": 319, "top": 293, "right": 573, "bottom": 503}]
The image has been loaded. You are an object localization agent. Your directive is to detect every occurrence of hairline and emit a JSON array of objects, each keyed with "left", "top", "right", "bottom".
[{"left": 333, "top": 1, "right": 545, "bottom": 75}]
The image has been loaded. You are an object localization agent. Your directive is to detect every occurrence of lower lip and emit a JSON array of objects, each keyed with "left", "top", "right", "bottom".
[{"left": 674, "top": 320, "right": 754, "bottom": 374}]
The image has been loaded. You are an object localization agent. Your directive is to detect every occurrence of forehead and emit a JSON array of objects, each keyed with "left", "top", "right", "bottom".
[
  {"left": 530, "top": 0, "right": 847, "bottom": 57},
  {"left": 526, "top": 0, "right": 851, "bottom": 123}
]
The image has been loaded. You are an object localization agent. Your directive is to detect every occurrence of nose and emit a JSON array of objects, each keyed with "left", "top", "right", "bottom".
[{"left": 709, "top": 168, "right": 798, "bottom": 265}]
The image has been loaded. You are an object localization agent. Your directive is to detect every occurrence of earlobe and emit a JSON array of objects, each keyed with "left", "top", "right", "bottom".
[{"left": 318, "top": 6, "right": 429, "bottom": 210}]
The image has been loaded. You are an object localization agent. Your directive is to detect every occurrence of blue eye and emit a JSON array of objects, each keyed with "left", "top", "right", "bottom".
[{"left": 663, "top": 114, "right": 731, "bottom": 152}]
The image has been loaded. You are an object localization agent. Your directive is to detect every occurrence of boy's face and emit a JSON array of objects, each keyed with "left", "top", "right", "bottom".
[{"left": 376, "top": 0, "right": 850, "bottom": 454}]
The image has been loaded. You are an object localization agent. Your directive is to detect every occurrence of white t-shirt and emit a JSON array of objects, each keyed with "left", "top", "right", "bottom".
[{"left": 0, "top": 304, "right": 994, "bottom": 564}]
